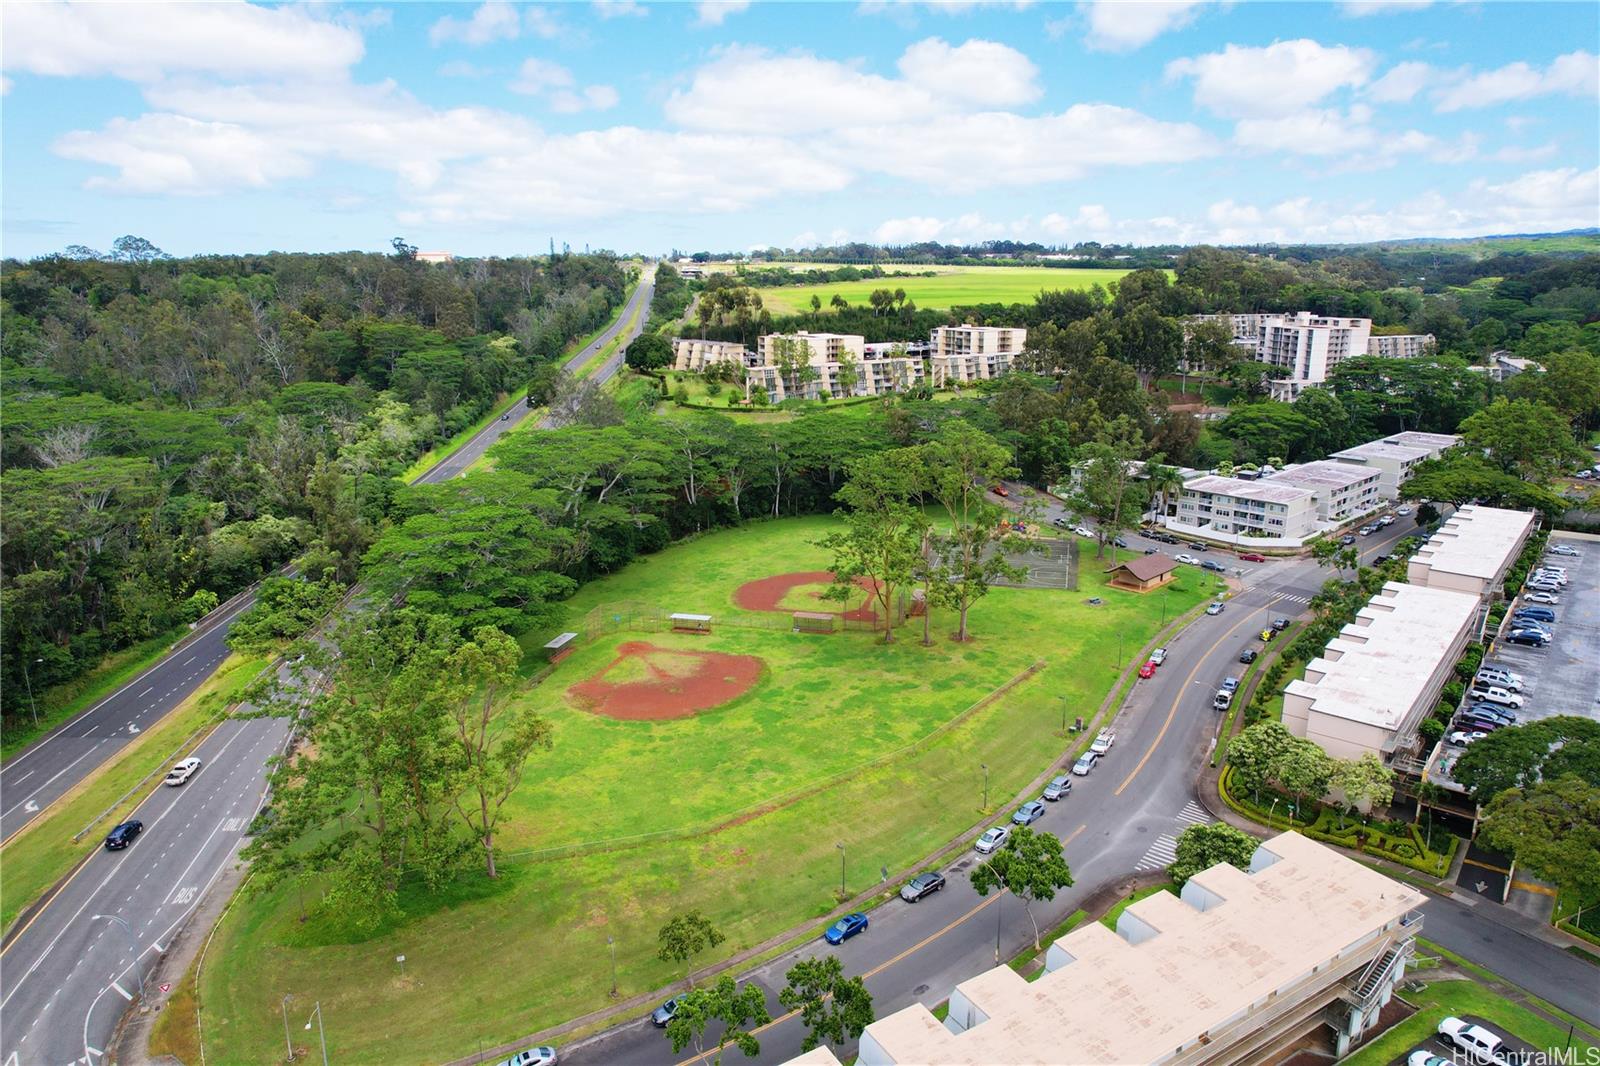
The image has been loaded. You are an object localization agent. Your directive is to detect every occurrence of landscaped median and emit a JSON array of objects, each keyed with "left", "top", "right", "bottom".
[{"left": 0, "top": 652, "right": 268, "bottom": 936}]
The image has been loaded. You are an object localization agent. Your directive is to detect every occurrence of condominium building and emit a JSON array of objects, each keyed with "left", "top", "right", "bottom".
[
  {"left": 671, "top": 337, "right": 755, "bottom": 372},
  {"left": 1407, "top": 504, "right": 1536, "bottom": 600},
  {"left": 1265, "top": 461, "right": 1382, "bottom": 522},
  {"left": 1175, "top": 475, "right": 1320, "bottom": 540},
  {"left": 789, "top": 832, "right": 1424, "bottom": 1066},
  {"left": 1367, "top": 333, "right": 1436, "bottom": 358},
  {"left": 1329, "top": 441, "right": 1433, "bottom": 498},
  {"left": 1382, "top": 431, "right": 1461, "bottom": 453},
  {"left": 928, "top": 325, "right": 1026, "bottom": 386},
  {"left": 758, "top": 331, "right": 865, "bottom": 364},
  {"left": 1283, "top": 582, "right": 1479, "bottom": 761}
]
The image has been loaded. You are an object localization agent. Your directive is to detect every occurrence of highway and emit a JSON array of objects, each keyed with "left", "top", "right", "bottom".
[
  {"left": 557, "top": 511, "right": 1600, "bottom": 1066},
  {"left": 0, "top": 266, "right": 656, "bottom": 1065},
  {"left": 0, "top": 264, "right": 654, "bottom": 844}
]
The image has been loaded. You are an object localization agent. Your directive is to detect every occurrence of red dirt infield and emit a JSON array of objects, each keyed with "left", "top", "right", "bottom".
[
  {"left": 733, "top": 571, "right": 880, "bottom": 622},
  {"left": 567, "top": 641, "right": 764, "bottom": 721}
]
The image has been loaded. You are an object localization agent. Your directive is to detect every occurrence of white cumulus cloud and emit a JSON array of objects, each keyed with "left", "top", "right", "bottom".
[
  {"left": 897, "top": 37, "right": 1040, "bottom": 107},
  {"left": 695, "top": 1, "right": 751, "bottom": 26},
  {"left": 1079, "top": 1, "right": 1208, "bottom": 52},
  {"left": 1166, "top": 39, "right": 1377, "bottom": 118},
  {"left": 1339, "top": 0, "right": 1432, "bottom": 15},
  {"left": 429, "top": 1, "right": 522, "bottom": 46},
  {"left": 1366, "top": 61, "right": 1433, "bottom": 103},
  {"left": 1, "top": 1, "right": 363, "bottom": 82},
  {"left": 1434, "top": 51, "right": 1599, "bottom": 112}
]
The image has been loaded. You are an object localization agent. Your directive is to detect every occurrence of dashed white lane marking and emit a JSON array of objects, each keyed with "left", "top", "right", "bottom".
[
  {"left": 182, "top": 655, "right": 195, "bottom": 666},
  {"left": 137, "top": 687, "right": 152, "bottom": 698}
]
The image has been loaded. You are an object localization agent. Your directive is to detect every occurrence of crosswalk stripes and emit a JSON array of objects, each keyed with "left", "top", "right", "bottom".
[{"left": 1133, "top": 801, "right": 1217, "bottom": 871}]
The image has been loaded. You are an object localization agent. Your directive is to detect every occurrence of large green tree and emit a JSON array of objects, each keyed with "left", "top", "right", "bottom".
[
  {"left": 969, "top": 826, "right": 1075, "bottom": 951},
  {"left": 1459, "top": 398, "right": 1585, "bottom": 481},
  {"left": 778, "top": 956, "right": 874, "bottom": 1054},
  {"left": 665, "top": 975, "right": 770, "bottom": 1066},
  {"left": 1067, "top": 416, "right": 1150, "bottom": 561},
  {"left": 1167, "top": 822, "right": 1260, "bottom": 888},
  {"left": 1452, "top": 716, "right": 1600, "bottom": 804},
  {"left": 657, "top": 910, "right": 726, "bottom": 986},
  {"left": 1479, "top": 776, "right": 1600, "bottom": 921},
  {"left": 818, "top": 451, "right": 928, "bottom": 643},
  {"left": 918, "top": 422, "right": 1024, "bottom": 641}
]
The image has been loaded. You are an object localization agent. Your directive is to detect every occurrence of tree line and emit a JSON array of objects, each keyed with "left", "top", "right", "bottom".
[{"left": 0, "top": 244, "right": 627, "bottom": 730}]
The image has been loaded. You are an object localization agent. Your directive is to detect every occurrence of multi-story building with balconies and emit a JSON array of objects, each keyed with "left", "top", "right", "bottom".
[{"left": 928, "top": 325, "right": 1026, "bottom": 386}]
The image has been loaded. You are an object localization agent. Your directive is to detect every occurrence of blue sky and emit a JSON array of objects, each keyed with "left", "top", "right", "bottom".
[{"left": 2, "top": 1, "right": 1596, "bottom": 259}]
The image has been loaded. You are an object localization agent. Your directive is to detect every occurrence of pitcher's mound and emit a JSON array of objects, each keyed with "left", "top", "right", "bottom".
[{"left": 568, "top": 641, "right": 763, "bottom": 721}]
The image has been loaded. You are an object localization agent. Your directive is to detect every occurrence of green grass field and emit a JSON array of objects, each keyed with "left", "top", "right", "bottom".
[
  {"left": 1341, "top": 975, "right": 1598, "bottom": 1066},
  {"left": 754, "top": 266, "right": 1146, "bottom": 315},
  {"left": 197, "top": 517, "right": 1209, "bottom": 1063}
]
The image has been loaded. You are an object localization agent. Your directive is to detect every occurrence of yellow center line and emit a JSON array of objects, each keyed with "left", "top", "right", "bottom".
[{"left": 1115, "top": 597, "right": 1282, "bottom": 797}]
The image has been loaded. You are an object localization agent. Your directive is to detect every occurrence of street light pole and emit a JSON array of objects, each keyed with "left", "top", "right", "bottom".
[
  {"left": 304, "top": 1002, "right": 328, "bottom": 1066},
  {"left": 836, "top": 842, "right": 846, "bottom": 896},
  {"left": 92, "top": 914, "right": 144, "bottom": 998},
  {"left": 608, "top": 936, "right": 617, "bottom": 998},
  {"left": 1058, "top": 697, "right": 1066, "bottom": 735},
  {"left": 994, "top": 890, "right": 1003, "bottom": 963},
  {"left": 22, "top": 656, "right": 42, "bottom": 728},
  {"left": 981, "top": 763, "right": 989, "bottom": 811},
  {"left": 281, "top": 994, "right": 295, "bottom": 1061}
]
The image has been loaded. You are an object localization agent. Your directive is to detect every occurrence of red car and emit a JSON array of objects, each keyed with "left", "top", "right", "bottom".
[
  {"left": 1238, "top": 552, "right": 1266, "bottom": 562},
  {"left": 1138, "top": 660, "right": 1157, "bottom": 679}
]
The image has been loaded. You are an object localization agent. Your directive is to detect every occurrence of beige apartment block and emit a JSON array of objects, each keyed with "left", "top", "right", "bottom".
[
  {"left": 1407, "top": 504, "right": 1536, "bottom": 600},
  {"left": 1366, "top": 333, "right": 1436, "bottom": 358},
  {"left": 928, "top": 325, "right": 1026, "bottom": 386},
  {"left": 1175, "top": 475, "right": 1320, "bottom": 540},
  {"left": 1283, "top": 582, "right": 1479, "bottom": 761},
  {"left": 790, "top": 832, "right": 1424, "bottom": 1066},
  {"left": 671, "top": 337, "right": 754, "bottom": 372},
  {"left": 1265, "top": 461, "right": 1382, "bottom": 522},
  {"left": 1330, "top": 441, "right": 1437, "bottom": 499},
  {"left": 1259, "top": 313, "right": 1372, "bottom": 401},
  {"left": 1382, "top": 431, "right": 1461, "bottom": 453},
  {"left": 757, "top": 331, "right": 866, "bottom": 364}
]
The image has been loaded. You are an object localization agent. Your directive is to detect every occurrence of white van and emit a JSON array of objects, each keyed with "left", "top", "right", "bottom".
[
  {"left": 1212, "top": 689, "right": 1233, "bottom": 711},
  {"left": 1437, "top": 1017, "right": 1505, "bottom": 1064}
]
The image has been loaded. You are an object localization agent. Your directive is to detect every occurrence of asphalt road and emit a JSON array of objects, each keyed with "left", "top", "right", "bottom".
[
  {"left": 557, "top": 510, "right": 1600, "bottom": 1066},
  {"left": 0, "top": 267, "right": 657, "bottom": 1064},
  {"left": 0, "top": 266, "right": 655, "bottom": 846}
]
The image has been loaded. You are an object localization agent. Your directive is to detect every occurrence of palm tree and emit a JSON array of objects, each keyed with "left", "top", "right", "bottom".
[{"left": 1146, "top": 462, "right": 1184, "bottom": 524}]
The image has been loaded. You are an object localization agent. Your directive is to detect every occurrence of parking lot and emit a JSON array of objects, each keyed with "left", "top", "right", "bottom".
[{"left": 1480, "top": 533, "right": 1600, "bottom": 727}]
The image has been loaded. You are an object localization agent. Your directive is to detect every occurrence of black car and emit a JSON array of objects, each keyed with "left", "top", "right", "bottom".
[
  {"left": 104, "top": 820, "right": 143, "bottom": 850},
  {"left": 1187, "top": 541, "right": 1208, "bottom": 552},
  {"left": 1143, "top": 547, "right": 1159, "bottom": 555},
  {"left": 1201, "top": 560, "right": 1226, "bottom": 572},
  {"left": 1238, "top": 648, "right": 1258, "bottom": 664},
  {"left": 900, "top": 872, "right": 947, "bottom": 902},
  {"left": 1504, "top": 630, "right": 1549, "bottom": 647},
  {"left": 1271, "top": 618, "right": 1291, "bottom": 631},
  {"left": 1374, "top": 554, "right": 1390, "bottom": 564},
  {"left": 1112, "top": 536, "right": 1129, "bottom": 549}
]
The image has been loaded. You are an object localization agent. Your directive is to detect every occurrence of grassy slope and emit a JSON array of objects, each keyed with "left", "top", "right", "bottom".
[
  {"left": 199, "top": 517, "right": 1211, "bottom": 1063},
  {"left": 0, "top": 653, "right": 267, "bottom": 934},
  {"left": 756, "top": 266, "right": 1145, "bottom": 315},
  {"left": 2, "top": 624, "right": 188, "bottom": 761}
]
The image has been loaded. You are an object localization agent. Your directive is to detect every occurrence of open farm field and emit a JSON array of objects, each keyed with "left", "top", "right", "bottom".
[
  {"left": 197, "top": 516, "right": 1208, "bottom": 1064},
  {"left": 754, "top": 266, "right": 1148, "bottom": 315}
]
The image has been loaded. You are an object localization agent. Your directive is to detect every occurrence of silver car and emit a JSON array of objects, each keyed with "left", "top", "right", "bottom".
[
  {"left": 1071, "top": 752, "right": 1098, "bottom": 776},
  {"left": 1043, "top": 774, "right": 1073, "bottom": 801},
  {"left": 975, "top": 825, "right": 1011, "bottom": 854}
]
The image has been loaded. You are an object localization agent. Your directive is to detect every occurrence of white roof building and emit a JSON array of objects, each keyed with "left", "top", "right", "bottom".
[
  {"left": 1407, "top": 504, "right": 1537, "bottom": 600},
  {"left": 1283, "top": 582, "right": 1480, "bottom": 761},
  {"left": 791, "top": 832, "right": 1425, "bottom": 1066}
]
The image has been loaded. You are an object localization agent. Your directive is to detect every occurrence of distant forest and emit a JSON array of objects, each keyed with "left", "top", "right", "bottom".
[{"left": 0, "top": 240, "right": 627, "bottom": 720}]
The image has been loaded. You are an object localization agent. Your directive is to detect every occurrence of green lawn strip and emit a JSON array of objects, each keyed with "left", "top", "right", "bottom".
[
  {"left": 1098, "top": 883, "right": 1176, "bottom": 930},
  {"left": 0, "top": 653, "right": 268, "bottom": 935},
  {"left": 755, "top": 267, "right": 1150, "bottom": 316},
  {"left": 197, "top": 516, "right": 1211, "bottom": 1063},
  {"left": 397, "top": 390, "right": 523, "bottom": 483},
  {"left": 2, "top": 624, "right": 189, "bottom": 762},
  {"left": 1340, "top": 975, "right": 1599, "bottom": 1066}
]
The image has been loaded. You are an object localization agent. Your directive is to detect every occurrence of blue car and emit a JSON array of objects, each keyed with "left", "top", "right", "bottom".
[
  {"left": 823, "top": 912, "right": 868, "bottom": 945},
  {"left": 1012, "top": 801, "right": 1046, "bottom": 826}
]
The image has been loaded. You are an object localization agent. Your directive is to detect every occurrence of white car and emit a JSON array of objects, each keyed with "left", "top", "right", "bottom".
[
  {"left": 1396, "top": 506, "right": 1413, "bottom": 516},
  {"left": 1448, "top": 730, "right": 1487, "bottom": 747},
  {"left": 1378, "top": 515, "right": 1395, "bottom": 526},
  {"left": 1212, "top": 689, "right": 1233, "bottom": 710},
  {"left": 1438, "top": 1017, "right": 1505, "bottom": 1064},
  {"left": 1149, "top": 647, "right": 1168, "bottom": 666},
  {"left": 1073, "top": 526, "right": 1095, "bottom": 539},
  {"left": 1475, "top": 671, "right": 1523, "bottom": 692},
  {"left": 975, "top": 826, "right": 1011, "bottom": 854},
  {"left": 1408, "top": 1053, "right": 1459, "bottom": 1066},
  {"left": 1548, "top": 544, "right": 1578, "bottom": 556},
  {"left": 1473, "top": 686, "right": 1524, "bottom": 709},
  {"left": 496, "top": 1048, "right": 557, "bottom": 1066},
  {"left": 1523, "top": 591, "right": 1560, "bottom": 605},
  {"left": 1175, "top": 553, "right": 1201, "bottom": 566},
  {"left": 163, "top": 757, "right": 202, "bottom": 786},
  {"left": 1091, "top": 729, "right": 1116, "bottom": 755},
  {"left": 1071, "top": 752, "right": 1098, "bottom": 776}
]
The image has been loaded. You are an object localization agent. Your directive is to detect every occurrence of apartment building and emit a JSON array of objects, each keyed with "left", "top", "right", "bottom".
[
  {"left": 671, "top": 337, "right": 755, "bottom": 372},
  {"left": 1407, "top": 504, "right": 1536, "bottom": 600},
  {"left": 1265, "top": 461, "right": 1382, "bottom": 522},
  {"left": 928, "top": 325, "right": 1026, "bottom": 386},
  {"left": 1283, "top": 582, "right": 1479, "bottom": 761},
  {"left": 1175, "top": 475, "right": 1320, "bottom": 540},
  {"left": 747, "top": 331, "right": 923, "bottom": 402},
  {"left": 758, "top": 331, "right": 866, "bottom": 364},
  {"left": 789, "top": 832, "right": 1424, "bottom": 1066},
  {"left": 1330, "top": 441, "right": 1435, "bottom": 498},
  {"left": 1367, "top": 332, "right": 1435, "bottom": 358}
]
